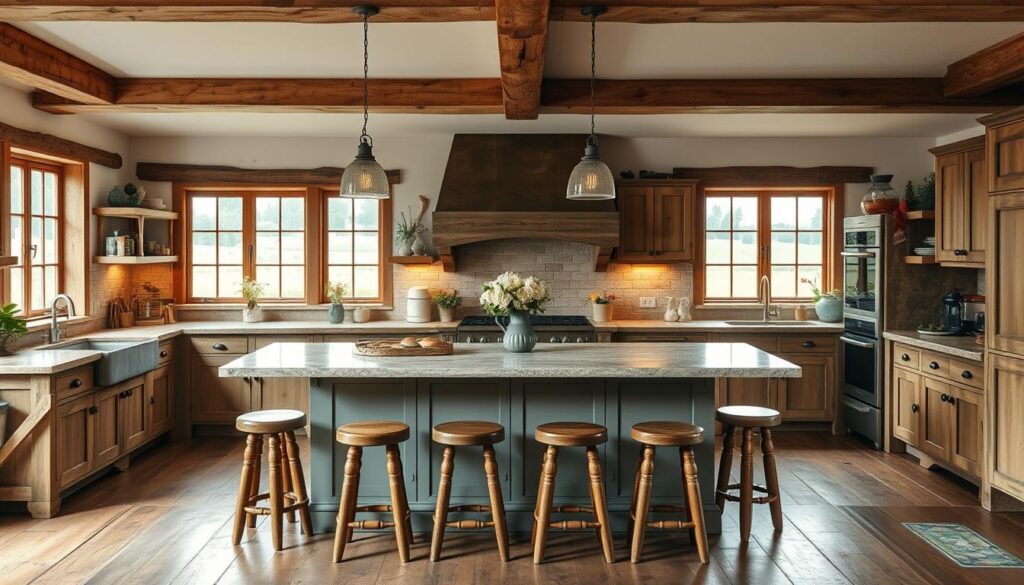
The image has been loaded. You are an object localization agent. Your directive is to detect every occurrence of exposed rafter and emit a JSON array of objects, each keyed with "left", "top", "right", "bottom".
[
  {"left": 0, "top": 22, "right": 113, "bottom": 104},
  {"left": 944, "top": 32, "right": 1024, "bottom": 98},
  {"left": 495, "top": 0, "right": 550, "bottom": 120}
]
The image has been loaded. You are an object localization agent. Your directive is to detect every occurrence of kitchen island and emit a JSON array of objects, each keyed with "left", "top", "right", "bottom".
[{"left": 219, "top": 342, "right": 801, "bottom": 535}]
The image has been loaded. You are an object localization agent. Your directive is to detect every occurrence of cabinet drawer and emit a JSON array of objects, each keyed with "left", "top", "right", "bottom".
[
  {"left": 191, "top": 336, "right": 249, "bottom": 355},
  {"left": 779, "top": 335, "right": 835, "bottom": 353},
  {"left": 254, "top": 335, "right": 311, "bottom": 349},
  {"left": 55, "top": 366, "right": 94, "bottom": 399},
  {"left": 950, "top": 358, "right": 984, "bottom": 390},
  {"left": 893, "top": 344, "right": 921, "bottom": 370},
  {"left": 614, "top": 332, "right": 708, "bottom": 343},
  {"left": 920, "top": 351, "right": 950, "bottom": 378},
  {"left": 157, "top": 341, "right": 175, "bottom": 366},
  {"left": 716, "top": 334, "right": 778, "bottom": 353}
]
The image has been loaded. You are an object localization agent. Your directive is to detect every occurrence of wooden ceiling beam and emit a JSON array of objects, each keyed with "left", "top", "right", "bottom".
[
  {"left": 1, "top": 2, "right": 1022, "bottom": 23},
  {"left": 0, "top": 22, "right": 113, "bottom": 104},
  {"left": 944, "top": 32, "right": 1024, "bottom": 98},
  {"left": 495, "top": 0, "right": 551, "bottom": 120}
]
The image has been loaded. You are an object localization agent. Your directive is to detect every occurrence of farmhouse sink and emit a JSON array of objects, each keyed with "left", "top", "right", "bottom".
[{"left": 40, "top": 338, "right": 159, "bottom": 386}]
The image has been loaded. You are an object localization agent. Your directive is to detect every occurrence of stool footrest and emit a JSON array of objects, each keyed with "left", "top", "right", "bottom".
[
  {"left": 348, "top": 520, "right": 395, "bottom": 530},
  {"left": 445, "top": 519, "right": 495, "bottom": 529},
  {"left": 355, "top": 504, "right": 393, "bottom": 513},
  {"left": 717, "top": 482, "right": 778, "bottom": 505},
  {"left": 645, "top": 520, "right": 696, "bottom": 530},
  {"left": 650, "top": 504, "right": 688, "bottom": 513},
  {"left": 552, "top": 505, "right": 594, "bottom": 514},
  {"left": 548, "top": 520, "right": 601, "bottom": 531},
  {"left": 450, "top": 504, "right": 491, "bottom": 513}
]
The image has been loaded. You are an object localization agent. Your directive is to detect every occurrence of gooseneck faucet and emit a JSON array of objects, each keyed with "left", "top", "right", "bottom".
[
  {"left": 759, "top": 275, "right": 777, "bottom": 322},
  {"left": 49, "top": 294, "right": 76, "bottom": 344}
]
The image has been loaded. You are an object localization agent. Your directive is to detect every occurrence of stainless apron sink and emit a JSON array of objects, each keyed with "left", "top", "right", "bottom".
[{"left": 40, "top": 338, "right": 159, "bottom": 386}]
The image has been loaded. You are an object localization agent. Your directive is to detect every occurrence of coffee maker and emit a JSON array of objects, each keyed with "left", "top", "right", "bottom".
[
  {"left": 943, "top": 289, "right": 965, "bottom": 334},
  {"left": 963, "top": 294, "right": 986, "bottom": 333}
]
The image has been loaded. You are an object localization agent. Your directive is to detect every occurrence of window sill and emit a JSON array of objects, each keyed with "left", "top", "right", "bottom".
[
  {"left": 697, "top": 302, "right": 813, "bottom": 310},
  {"left": 24, "top": 315, "right": 101, "bottom": 333},
  {"left": 175, "top": 303, "right": 396, "bottom": 311}
]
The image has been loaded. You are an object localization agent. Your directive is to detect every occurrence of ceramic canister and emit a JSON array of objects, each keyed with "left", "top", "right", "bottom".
[{"left": 406, "top": 286, "right": 432, "bottom": 323}]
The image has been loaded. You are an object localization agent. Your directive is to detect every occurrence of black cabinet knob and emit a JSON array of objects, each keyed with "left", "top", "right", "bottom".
[
  {"left": 70, "top": 378, "right": 82, "bottom": 388},
  {"left": 961, "top": 370, "right": 973, "bottom": 379},
  {"left": 150, "top": 396, "right": 155, "bottom": 405},
  {"left": 940, "top": 393, "right": 949, "bottom": 402},
  {"left": 88, "top": 405, "right": 98, "bottom": 415},
  {"left": 212, "top": 343, "right": 228, "bottom": 351},
  {"left": 911, "top": 404, "right": 919, "bottom": 413},
  {"left": 901, "top": 353, "right": 910, "bottom": 361},
  {"left": 118, "top": 391, "right": 125, "bottom": 399},
  {"left": 648, "top": 250, "right": 655, "bottom": 256},
  {"left": 802, "top": 340, "right": 816, "bottom": 348},
  {"left": 947, "top": 396, "right": 956, "bottom": 405},
  {"left": 929, "top": 361, "right": 940, "bottom": 370},
  {"left": 159, "top": 350, "right": 168, "bottom": 358}
]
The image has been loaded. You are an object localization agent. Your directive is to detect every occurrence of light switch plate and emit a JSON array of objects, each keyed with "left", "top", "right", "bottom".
[{"left": 639, "top": 297, "right": 656, "bottom": 308}]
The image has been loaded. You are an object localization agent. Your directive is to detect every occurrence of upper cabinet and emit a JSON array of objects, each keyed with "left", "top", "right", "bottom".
[
  {"left": 985, "top": 111, "right": 1024, "bottom": 194},
  {"left": 615, "top": 179, "right": 696, "bottom": 263},
  {"left": 930, "top": 136, "right": 987, "bottom": 268}
]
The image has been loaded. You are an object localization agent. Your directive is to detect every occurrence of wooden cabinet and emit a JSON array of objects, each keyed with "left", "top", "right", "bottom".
[
  {"left": 147, "top": 365, "right": 174, "bottom": 437},
  {"left": 986, "top": 352, "right": 1024, "bottom": 502},
  {"left": 719, "top": 377, "right": 776, "bottom": 409},
  {"left": 56, "top": 393, "right": 95, "bottom": 488},
  {"left": 611, "top": 332, "right": 707, "bottom": 343},
  {"left": 93, "top": 386, "right": 123, "bottom": 469},
  {"left": 987, "top": 192, "right": 1024, "bottom": 356},
  {"left": 948, "top": 385, "right": 983, "bottom": 478},
  {"left": 190, "top": 354, "right": 252, "bottom": 423},
  {"left": 984, "top": 110, "right": 1024, "bottom": 194},
  {"left": 920, "top": 377, "right": 951, "bottom": 462},
  {"left": 777, "top": 353, "right": 833, "bottom": 420},
  {"left": 253, "top": 376, "right": 308, "bottom": 414},
  {"left": 120, "top": 376, "right": 149, "bottom": 451},
  {"left": 615, "top": 180, "right": 696, "bottom": 263},
  {"left": 931, "top": 137, "right": 987, "bottom": 267},
  {"left": 891, "top": 367, "right": 921, "bottom": 447}
]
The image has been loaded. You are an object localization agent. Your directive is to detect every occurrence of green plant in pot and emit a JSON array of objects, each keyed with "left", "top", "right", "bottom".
[
  {"left": 801, "top": 277, "right": 842, "bottom": 323},
  {"left": 239, "top": 277, "right": 266, "bottom": 323},
  {"left": 395, "top": 209, "right": 424, "bottom": 257},
  {"left": 325, "top": 281, "right": 349, "bottom": 324},
  {"left": 0, "top": 304, "right": 28, "bottom": 355},
  {"left": 432, "top": 288, "right": 461, "bottom": 323}
]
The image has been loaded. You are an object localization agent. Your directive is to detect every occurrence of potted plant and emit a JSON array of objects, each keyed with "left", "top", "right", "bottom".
[
  {"left": 801, "top": 277, "right": 842, "bottom": 323},
  {"left": 0, "top": 304, "right": 28, "bottom": 355},
  {"left": 432, "top": 288, "right": 461, "bottom": 323},
  {"left": 395, "top": 209, "right": 424, "bottom": 257},
  {"left": 480, "top": 271, "right": 551, "bottom": 353},
  {"left": 325, "top": 281, "right": 349, "bottom": 324},
  {"left": 588, "top": 291, "right": 616, "bottom": 322},
  {"left": 239, "top": 277, "right": 266, "bottom": 323}
]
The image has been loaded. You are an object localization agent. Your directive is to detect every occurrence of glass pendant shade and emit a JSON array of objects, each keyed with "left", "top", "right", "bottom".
[
  {"left": 567, "top": 143, "right": 615, "bottom": 200},
  {"left": 341, "top": 141, "right": 390, "bottom": 199}
]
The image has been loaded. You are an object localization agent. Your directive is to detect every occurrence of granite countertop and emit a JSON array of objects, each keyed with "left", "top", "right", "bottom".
[
  {"left": 883, "top": 330, "right": 985, "bottom": 362},
  {"left": 219, "top": 342, "right": 802, "bottom": 379},
  {"left": 595, "top": 319, "right": 843, "bottom": 333}
]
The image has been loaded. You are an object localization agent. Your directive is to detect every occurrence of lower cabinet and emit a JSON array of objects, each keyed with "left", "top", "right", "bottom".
[
  {"left": 777, "top": 354, "right": 834, "bottom": 420},
  {"left": 718, "top": 377, "right": 775, "bottom": 409},
  {"left": 190, "top": 354, "right": 251, "bottom": 422},
  {"left": 920, "top": 377, "right": 952, "bottom": 462},
  {"left": 891, "top": 367, "right": 922, "bottom": 447},
  {"left": 253, "top": 376, "right": 309, "bottom": 414},
  {"left": 56, "top": 393, "right": 95, "bottom": 488},
  {"left": 987, "top": 352, "right": 1024, "bottom": 501},
  {"left": 147, "top": 365, "right": 174, "bottom": 436},
  {"left": 121, "top": 377, "right": 149, "bottom": 452},
  {"left": 93, "top": 385, "right": 124, "bottom": 469}
]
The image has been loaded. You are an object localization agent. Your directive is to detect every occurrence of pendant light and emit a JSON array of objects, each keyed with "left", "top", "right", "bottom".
[
  {"left": 340, "top": 5, "right": 390, "bottom": 199},
  {"left": 567, "top": 5, "right": 615, "bottom": 201}
]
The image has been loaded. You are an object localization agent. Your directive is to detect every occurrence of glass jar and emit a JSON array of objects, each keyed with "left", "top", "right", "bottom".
[{"left": 861, "top": 174, "right": 899, "bottom": 215}]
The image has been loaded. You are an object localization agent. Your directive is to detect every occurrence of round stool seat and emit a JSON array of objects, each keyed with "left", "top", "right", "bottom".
[
  {"left": 336, "top": 420, "right": 410, "bottom": 446},
  {"left": 631, "top": 421, "right": 704, "bottom": 446},
  {"left": 716, "top": 405, "right": 781, "bottom": 428},
  {"left": 236, "top": 409, "right": 306, "bottom": 434},
  {"left": 432, "top": 421, "right": 505, "bottom": 446},
  {"left": 535, "top": 422, "right": 608, "bottom": 447}
]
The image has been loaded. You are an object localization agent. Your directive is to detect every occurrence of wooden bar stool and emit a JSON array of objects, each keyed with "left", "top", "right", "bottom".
[
  {"left": 627, "top": 421, "right": 709, "bottom": 564},
  {"left": 332, "top": 420, "right": 413, "bottom": 563},
  {"left": 531, "top": 422, "right": 615, "bottom": 565},
  {"left": 429, "top": 421, "right": 509, "bottom": 562},
  {"left": 714, "top": 406, "right": 783, "bottom": 543},
  {"left": 232, "top": 409, "right": 312, "bottom": 551}
]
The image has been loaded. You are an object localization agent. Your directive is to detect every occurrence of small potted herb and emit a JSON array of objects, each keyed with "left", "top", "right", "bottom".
[
  {"left": 0, "top": 304, "right": 27, "bottom": 355},
  {"left": 801, "top": 277, "right": 842, "bottom": 323},
  {"left": 432, "top": 288, "right": 461, "bottom": 323},
  {"left": 239, "top": 277, "right": 266, "bottom": 323},
  {"left": 325, "top": 281, "right": 349, "bottom": 324},
  {"left": 588, "top": 291, "right": 616, "bottom": 322}
]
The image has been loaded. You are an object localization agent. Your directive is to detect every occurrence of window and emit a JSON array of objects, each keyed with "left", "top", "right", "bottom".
[
  {"left": 323, "top": 192, "right": 387, "bottom": 302},
  {"left": 187, "top": 190, "right": 306, "bottom": 302},
  {"left": 7, "top": 158, "right": 62, "bottom": 316},
  {"left": 701, "top": 189, "right": 830, "bottom": 303}
]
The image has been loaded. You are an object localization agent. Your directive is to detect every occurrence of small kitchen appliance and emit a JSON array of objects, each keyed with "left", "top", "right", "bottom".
[
  {"left": 963, "top": 294, "right": 985, "bottom": 333},
  {"left": 942, "top": 289, "right": 965, "bottom": 334},
  {"left": 406, "top": 286, "right": 432, "bottom": 323}
]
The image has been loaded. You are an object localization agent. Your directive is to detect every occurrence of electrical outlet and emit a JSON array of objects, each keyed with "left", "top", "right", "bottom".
[{"left": 639, "top": 297, "right": 657, "bottom": 308}]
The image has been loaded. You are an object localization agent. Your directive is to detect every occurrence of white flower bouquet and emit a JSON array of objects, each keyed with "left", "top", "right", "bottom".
[{"left": 479, "top": 271, "right": 551, "bottom": 317}]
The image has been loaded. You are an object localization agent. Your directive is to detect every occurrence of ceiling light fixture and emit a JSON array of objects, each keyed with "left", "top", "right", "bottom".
[
  {"left": 566, "top": 5, "right": 615, "bottom": 201},
  {"left": 340, "top": 5, "right": 390, "bottom": 199}
]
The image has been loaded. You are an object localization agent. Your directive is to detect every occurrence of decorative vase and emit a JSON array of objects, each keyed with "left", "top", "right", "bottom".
[
  {"left": 439, "top": 307, "right": 456, "bottom": 323},
  {"left": 352, "top": 307, "right": 372, "bottom": 323},
  {"left": 328, "top": 303, "right": 345, "bottom": 324},
  {"left": 411, "top": 232, "right": 428, "bottom": 256},
  {"left": 495, "top": 311, "right": 537, "bottom": 353},
  {"left": 663, "top": 296, "right": 679, "bottom": 322},
  {"left": 814, "top": 296, "right": 842, "bottom": 323},
  {"left": 397, "top": 238, "right": 414, "bottom": 256},
  {"left": 0, "top": 334, "right": 19, "bottom": 356},
  {"left": 592, "top": 303, "right": 611, "bottom": 323},
  {"left": 242, "top": 305, "right": 264, "bottom": 323}
]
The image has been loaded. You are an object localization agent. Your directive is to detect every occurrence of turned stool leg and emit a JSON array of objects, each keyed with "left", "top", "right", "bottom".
[
  {"left": 716, "top": 424, "right": 735, "bottom": 511},
  {"left": 247, "top": 435, "right": 264, "bottom": 529},
  {"left": 278, "top": 433, "right": 295, "bottom": 524},
  {"left": 267, "top": 433, "right": 284, "bottom": 551},
  {"left": 530, "top": 448, "right": 548, "bottom": 547},
  {"left": 739, "top": 428, "right": 755, "bottom": 544},
  {"left": 533, "top": 445, "right": 558, "bottom": 564},
  {"left": 232, "top": 433, "right": 258, "bottom": 545},
  {"left": 283, "top": 431, "right": 313, "bottom": 536},
  {"left": 386, "top": 444, "right": 412, "bottom": 563},
  {"left": 430, "top": 446, "right": 456, "bottom": 562},
  {"left": 483, "top": 445, "right": 510, "bottom": 562},
  {"left": 761, "top": 427, "right": 783, "bottom": 531},
  {"left": 332, "top": 446, "right": 362, "bottom": 563},
  {"left": 681, "top": 447, "right": 709, "bottom": 564},
  {"left": 630, "top": 444, "right": 656, "bottom": 563},
  {"left": 626, "top": 444, "right": 644, "bottom": 546},
  {"left": 586, "top": 446, "right": 615, "bottom": 564}
]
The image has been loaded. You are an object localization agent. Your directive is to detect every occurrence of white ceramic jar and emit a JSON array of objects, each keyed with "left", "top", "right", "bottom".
[{"left": 406, "top": 286, "right": 432, "bottom": 323}]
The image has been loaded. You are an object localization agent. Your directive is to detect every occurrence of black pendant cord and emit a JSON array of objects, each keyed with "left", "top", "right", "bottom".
[
  {"left": 587, "top": 11, "right": 598, "bottom": 149},
  {"left": 360, "top": 11, "right": 372, "bottom": 148}
]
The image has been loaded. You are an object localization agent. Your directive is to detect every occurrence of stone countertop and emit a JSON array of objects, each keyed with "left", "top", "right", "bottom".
[
  {"left": 593, "top": 319, "right": 844, "bottom": 334},
  {"left": 219, "top": 342, "right": 802, "bottom": 379},
  {"left": 883, "top": 330, "right": 985, "bottom": 362}
]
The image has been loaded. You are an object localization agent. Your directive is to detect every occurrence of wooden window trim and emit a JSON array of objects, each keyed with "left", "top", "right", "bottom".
[
  {"left": 6, "top": 154, "right": 64, "bottom": 317},
  {"left": 695, "top": 185, "right": 839, "bottom": 306},
  {"left": 320, "top": 188, "right": 393, "bottom": 306}
]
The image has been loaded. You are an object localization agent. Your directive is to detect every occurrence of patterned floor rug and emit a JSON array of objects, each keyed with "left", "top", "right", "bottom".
[{"left": 903, "top": 522, "right": 1024, "bottom": 568}]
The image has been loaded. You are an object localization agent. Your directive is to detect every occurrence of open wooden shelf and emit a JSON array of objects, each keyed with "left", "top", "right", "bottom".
[
  {"left": 93, "top": 207, "right": 178, "bottom": 220},
  {"left": 905, "top": 210, "right": 935, "bottom": 220},
  {"left": 390, "top": 255, "right": 437, "bottom": 266},
  {"left": 94, "top": 255, "right": 178, "bottom": 265},
  {"left": 904, "top": 255, "right": 936, "bottom": 264}
]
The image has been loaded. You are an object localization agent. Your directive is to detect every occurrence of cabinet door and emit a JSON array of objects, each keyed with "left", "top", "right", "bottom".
[
  {"left": 920, "top": 377, "right": 951, "bottom": 462},
  {"left": 93, "top": 386, "right": 123, "bottom": 469},
  {"left": 654, "top": 185, "right": 694, "bottom": 261},
  {"left": 616, "top": 185, "right": 655, "bottom": 261},
  {"left": 121, "top": 377, "right": 148, "bottom": 451},
  {"left": 988, "top": 193, "right": 1024, "bottom": 356},
  {"left": 987, "top": 353, "right": 1024, "bottom": 501},
  {"left": 987, "top": 119, "right": 1024, "bottom": 194},
  {"left": 962, "top": 147, "right": 988, "bottom": 265},
  {"left": 57, "top": 394, "right": 95, "bottom": 488},
  {"left": 718, "top": 377, "right": 776, "bottom": 410},
  {"left": 147, "top": 365, "right": 174, "bottom": 437},
  {"left": 935, "top": 152, "right": 964, "bottom": 263},
  {"left": 190, "top": 355, "right": 252, "bottom": 422},
  {"left": 891, "top": 367, "right": 922, "bottom": 448},
  {"left": 254, "top": 376, "right": 309, "bottom": 417},
  {"left": 777, "top": 354, "right": 832, "bottom": 420},
  {"left": 947, "top": 385, "right": 982, "bottom": 478}
]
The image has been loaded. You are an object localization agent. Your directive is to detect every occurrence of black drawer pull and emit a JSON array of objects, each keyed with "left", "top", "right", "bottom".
[
  {"left": 940, "top": 393, "right": 949, "bottom": 402},
  {"left": 802, "top": 340, "right": 816, "bottom": 348},
  {"left": 948, "top": 396, "right": 956, "bottom": 405},
  {"left": 901, "top": 353, "right": 910, "bottom": 362},
  {"left": 159, "top": 350, "right": 168, "bottom": 358},
  {"left": 929, "top": 361, "right": 940, "bottom": 370},
  {"left": 961, "top": 370, "right": 973, "bottom": 379},
  {"left": 118, "top": 391, "right": 126, "bottom": 399},
  {"left": 150, "top": 396, "right": 155, "bottom": 405},
  {"left": 911, "top": 404, "right": 919, "bottom": 413},
  {"left": 212, "top": 343, "right": 228, "bottom": 351},
  {"left": 88, "top": 405, "right": 98, "bottom": 415},
  {"left": 127, "top": 388, "right": 133, "bottom": 397},
  {"left": 70, "top": 378, "right": 82, "bottom": 388}
]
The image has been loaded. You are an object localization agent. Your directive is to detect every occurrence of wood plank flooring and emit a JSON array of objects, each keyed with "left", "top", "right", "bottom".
[{"left": 1, "top": 432, "right": 1021, "bottom": 585}]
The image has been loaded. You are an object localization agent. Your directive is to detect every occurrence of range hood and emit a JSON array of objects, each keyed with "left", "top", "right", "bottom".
[{"left": 431, "top": 134, "right": 619, "bottom": 272}]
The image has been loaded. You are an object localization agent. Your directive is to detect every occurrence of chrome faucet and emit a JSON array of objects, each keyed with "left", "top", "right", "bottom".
[
  {"left": 49, "top": 294, "right": 76, "bottom": 344},
  {"left": 759, "top": 275, "right": 778, "bottom": 322}
]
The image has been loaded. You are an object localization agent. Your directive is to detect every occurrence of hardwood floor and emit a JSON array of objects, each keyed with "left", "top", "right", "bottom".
[{"left": 1, "top": 432, "right": 1021, "bottom": 584}]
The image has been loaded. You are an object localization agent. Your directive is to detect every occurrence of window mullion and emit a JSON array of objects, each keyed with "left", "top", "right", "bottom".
[{"left": 243, "top": 192, "right": 255, "bottom": 279}]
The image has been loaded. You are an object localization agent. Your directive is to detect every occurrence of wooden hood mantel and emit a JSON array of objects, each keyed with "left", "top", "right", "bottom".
[{"left": 431, "top": 134, "right": 619, "bottom": 272}]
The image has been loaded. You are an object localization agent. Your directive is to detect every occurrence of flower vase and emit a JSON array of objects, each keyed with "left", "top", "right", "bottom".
[
  {"left": 411, "top": 232, "right": 428, "bottom": 256},
  {"left": 328, "top": 303, "right": 345, "bottom": 324},
  {"left": 242, "top": 305, "right": 264, "bottom": 323},
  {"left": 439, "top": 307, "right": 456, "bottom": 323},
  {"left": 496, "top": 311, "right": 536, "bottom": 353},
  {"left": 397, "top": 238, "right": 414, "bottom": 256},
  {"left": 814, "top": 296, "right": 842, "bottom": 323},
  {"left": 592, "top": 303, "right": 611, "bottom": 323}
]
